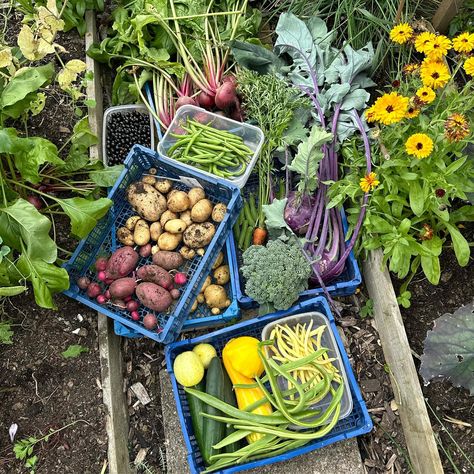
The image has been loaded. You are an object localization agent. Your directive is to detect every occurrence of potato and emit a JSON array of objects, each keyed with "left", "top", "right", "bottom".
[
  {"left": 158, "top": 232, "right": 182, "bottom": 251},
  {"left": 148, "top": 167, "right": 157, "bottom": 175},
  {"left": 201, "top": 276, "right": 212, "bottom": 293},
  {"left": 142, "top": 175, "right": 156, "bottom": 185},
  {"left": 126, "top": 182, "right": 167, "bottom": 222},
  {"left": 125, "top": 215, "right": 141, "bottom": 231},
  {"left": 214, "top": 265, "right": 230, "bottom": 285},
  {"left": 109, "top": 277, "right": 137, "bottom": 299},
  {"left": 137, "top": 265, "right": 173, "bottom": 290},
  {"left": 183, "top": 222, "right": 216, "bottom": 248},
  {"left": 117, "top": 227, "right": 134, "bottom": 246},
  {"left": 139, "top": 244, "right": 152, "bottom": 258},
  {"left": 211, "top": 307, "right": 220, "bottom": 315},
  {"left": 191, "top": 199, "right": 213, "bottom": 223},
  {"left": 149, "top": 222, "right": 162, "bottom": 241},
  {"left": 212, "top": 203, "right": 227, "bottom": 222},
  {"left": 190, "top": 300, "right": 198, "bottom": 312},
  {"left": 151, "top": 245, "right": 159, "bottom": 255},
  {"left": 136, "top": 282, "right": 172, "bottom": 312},
  {"left": 197, "top": 293, "right": 205, "bottom": 304},
  {"left": 188, "top": 187, "right": 206, "bottom": 207},
  {"left": 105, "top": 247, "right": 139, "bottom": 280},
  {"left": 165, "top": 218, "right": 187, "bottom": 234},
  {"left": 160, "top": 210, "right": 178, "bottom": 227},
  {"left": 212, "top": 252, "right": 224, "bottom": 270},
  {"left": 152, "top": 251, "right": 184, "bottom": 270},
  {"left": 155, "top": 179, "right": 173, "bottom": 194},
  {"left": 167, "top": 190, "right": 191, "bottom": 213},
  {"left": 197, "top": 248, "right": 205, "bottom": 256},
  {"left": 180, "top": 210, "right": 193, "bottom": 227},
  {"left": 204, "top": 284, "right": 229, "bottom": 309},
  {"left": 179, "top": 246, "right": 196, "bottom": 260},
  {"left": 134, "top": 219, "right": 150, "bottom": 246}
]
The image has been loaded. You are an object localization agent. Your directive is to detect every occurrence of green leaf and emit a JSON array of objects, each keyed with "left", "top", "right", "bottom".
[
  {"left": 340, "top": 88, "right": 370, "bottom": 111},
  {"left": 16, "top": 254, "right": 69, "bottom": 309},
  {"left": 336, "top": 44, "right": 374, "bottom": 83},
  {"left": 62, "top": 344, "right": 89, "bottom": 358},
  {"left": 0, "top": 285, "right": 26, "bottom": 296},
  {"left": 445, "top": 156, "right": 467, "bottom": 176},
  {"left": 420, "top": 302, "right": 474, "bottom": 395},
  {"left": 231, "top": 40, "right": 285, "bottom": 74},
  {"left": 1, "top": 63, "right": 54, "bottom": 108},
  {"left": 445, "top": 223, "right": 470, "bottom": 266},
  {"left": 421, "top": 255, "right": 440, "bottom": 284},
  {"left": 449, "top": 205, "right": 474, "bottom": 224},
  {"left": 409, "top": 181, "right": 424, "bottom": 216},
  {"left": 0, "top": 128, "right": 18, "bottom": 153},
  {"left": 89, "top": 164, "right": 124, "bottom": 187},
  {"left": 13, "top": 137, "right": 64, "bottom": 184},
  {"left": 0, "top": 321, "right": 14, "bottom": 344},
  {"left": 58, "top": 197, "right": 112, "bottom": 238},
  {"left": 1, "top": 199, "right": 57, "bottom": 263},
  {"left": 263, "top": 198, "right": 288, "bottom": 229}
]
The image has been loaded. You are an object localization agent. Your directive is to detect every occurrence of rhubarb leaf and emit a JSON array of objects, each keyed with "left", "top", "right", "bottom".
[{"left": 420, "top": 302, "right": 474, "bottom": 395}]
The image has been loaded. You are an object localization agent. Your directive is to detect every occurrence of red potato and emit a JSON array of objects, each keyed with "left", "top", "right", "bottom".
[
  {"left": 143, "top": 313, "right": 158, "bottom": 329},
  {"left": 152, "top": 251, "right": 184, "bottom": 270},
  {"left": 105, "top": 247, "right": 139, "bottom": 280},
  {"left": 137, "top": 265, "right": 173, "bottom": 290},
  {"left": 109, "top": 277, "right": 137, "bottom": 299},
  {"left": 87, "top": 282, "right": 101, "bottom": 298},
  {"left": 139, "top": 244, "right": 152, "bottom": 258},
  {"left": 136, "top": 282, "right": 173, "bottom": 312}
]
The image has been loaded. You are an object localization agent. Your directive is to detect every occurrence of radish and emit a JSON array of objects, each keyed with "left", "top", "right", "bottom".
[
  {"left": 104, "top": 289, "right": 111, "bottom": 300},
  {"left": 96, "top": 294, "right": 107, "bottom": 304},
  {"left": 27, "top": 195, "right": 43, "bottom": 210},
  {"left": 174, "top": 272, "right": 187, "bottom": 285},
  {"left": 124, "top": 295, "right": 132, "bottom": 302},
  {"left": 77, "top": 277, "right": 91, "bottom": 290},
  {"left": 87, "top": 283, "right": 101, "bottom": 298},
  {"left": 131, "top": 311, "right": 140, "bottom": 321},
  {"left": 126, "top": 300, "right": 139, "bottom": 312},
  {"left": 197, "top": 91, "right": 215, "bottom": 109},
  {"left": 215, "top": 82, "right": 238, "bottom": 111},
  {"left": 143, "top": 313, "right": 157, "bottom": 329},
  {"left": 97, "top": 271, "right": 107, "bottom": 282},
  {"left": 170, "top": 288, "right": 180, "bottom": 299},
  {"left": 95, "top": 257, "right": 108, "bottom": 271},
  {"left": 176, "top": 96, "right": 197, "bottom": 109}
]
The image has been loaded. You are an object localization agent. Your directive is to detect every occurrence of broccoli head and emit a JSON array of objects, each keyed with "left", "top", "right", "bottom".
[{"left": 241, "top": 238, "right": 311, "bottom": 310}]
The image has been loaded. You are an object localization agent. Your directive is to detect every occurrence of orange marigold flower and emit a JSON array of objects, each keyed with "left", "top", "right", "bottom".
[
  {"left": 403, "top": 63, "right": 420, "bottom": 75},
  {"left": 359, "top": 172, "right": 380, "bottom": 193},
  {"left": 420, "top": 223, "right": 434, "bottom": 241}
]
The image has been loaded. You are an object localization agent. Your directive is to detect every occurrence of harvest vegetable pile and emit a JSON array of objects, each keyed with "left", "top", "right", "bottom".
[{"left": 173, "top": 318, "right": 345, "bottom": 473}]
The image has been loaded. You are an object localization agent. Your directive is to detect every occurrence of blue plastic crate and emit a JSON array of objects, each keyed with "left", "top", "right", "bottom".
[
  {"left": 114, "top": 233, "right": 241, "bottom": 338},
  {"left": 165, "top": 296, "right": 372, "bottom": 474},
  {"left": 63, "top": 145, "right": 242, "bottom": 344},
  {"left": 230, "top": 179, "right": 361, "bottom": 308}
]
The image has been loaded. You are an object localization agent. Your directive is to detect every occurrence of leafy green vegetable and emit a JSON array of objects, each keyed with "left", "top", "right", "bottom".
[
  {"left": 61, "top": 344, "right": 89, "bottom": 358},
  {"left": 420, "top": 302, "right": 474, "bottom": 395},
  {"left": 262, "top": 198, "right": 288, "bottom": 230},
  {"left": 0, "top": 321, "right": 14, "bottom": 344}
]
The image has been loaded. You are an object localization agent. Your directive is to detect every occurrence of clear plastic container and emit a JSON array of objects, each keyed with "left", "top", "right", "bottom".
[
  {"left": 102, "top": 104, "right": 155, "bottom": 165},
  {"left": 157, "top": 105, "right": 264, "bottom": 188},
  {"left": 261, "top": 311, "right": 353, "bottom": 427}
]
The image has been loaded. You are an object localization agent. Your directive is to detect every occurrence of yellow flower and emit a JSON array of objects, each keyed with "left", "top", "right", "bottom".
[
  {"left": 414, "top": 32, "right": 437, "bottom": 53},
  {"left": 405, "top": 133, "right": 434, "bottom": 159},
  {"left": 403, "top": 63, "right": 420, "bottom": 75},
  {"left": 444, "top": 113, "right": 470, "bottom": 141},
  {"left": 464, "top": 57, "right": 474, "bottom": 76},
  {"left": 405, "top": 105, "right": 420, "bottom": 119},
  {"left": 370, "top": 92, "right": 409, "bottom": 125},
  {"left": 389, "top": 23, "right": 413, "bottom": 44},
  {"left": 452, "top": 32, "right": 474, "bottom": 53},
  {"left": 359, "top": 172, "right": 380, "bottom": 193},
  {"left": 420, "top": 60, "right": 451, "bottom": 89},
  {"left": 415, "top": 86, "right": 436, "bottom": 104},
  {"left": 424, "top": 35, "right": 451, "bottom": 60},
  {"left": 365, "top": 105, "right": 377, "bottom": 123}
]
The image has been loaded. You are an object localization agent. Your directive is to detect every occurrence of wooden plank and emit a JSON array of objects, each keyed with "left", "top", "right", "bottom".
[
  {"left": 363, "top": 250, "right": 443, "bottom": 474},
  {"left": 432, "top": 0, "right": 464, "bottom": 32},
  {"left": 98, "top": 314, "right": 132, "bottom": 474},
  {"left": 85, "top": 11, "right": 104, "bottom": 161}
]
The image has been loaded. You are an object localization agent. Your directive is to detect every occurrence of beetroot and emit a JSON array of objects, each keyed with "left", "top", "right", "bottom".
[
  {"left": 77, "top": 276, "right": 91, "bottom": 290},
  {"left": 87, "top": 282, "right": 101, "bottom": 298},
  {"left": 215, "top": 82, "right": 238, "bottom": 111},
  {"left": 174, "top": 272, "right": 187, "bottom": 285},
  {"left": 96, "top": 294, "right": 107, "bottom": 304},
  {"left": 284, "top": 192, "right": 316, "bottom": 235},
  {"left": 197, "top": 92, "right": 215, "bottom": 109},
  {"left": 222, "top": 75, "right": 237, "bottom": 86},
  {"left": 27, "top": 195, "right": 43, "bottom": 210},
  {"left": 176, "top": 96, "right": 197, "bottom": 109},
  {"left": 95, "top": 256, "right": 108, "bottom": 271}
]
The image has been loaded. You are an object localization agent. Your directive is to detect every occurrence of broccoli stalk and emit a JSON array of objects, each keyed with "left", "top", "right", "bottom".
[{"left": 241, "top": 237, "right": 312, "bottom": 310}]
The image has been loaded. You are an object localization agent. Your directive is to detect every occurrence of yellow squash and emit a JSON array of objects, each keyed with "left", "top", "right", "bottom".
[{"left": 222, "top": 337, "right": 272, "bottom": 443}]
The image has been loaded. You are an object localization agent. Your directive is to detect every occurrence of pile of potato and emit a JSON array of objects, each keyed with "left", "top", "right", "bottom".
[
  {"left": 119, "top": 171, "right": 227, "bottom": 260},
  {"left": 190, "top": 251, "right": 232, "bottom": 315}
]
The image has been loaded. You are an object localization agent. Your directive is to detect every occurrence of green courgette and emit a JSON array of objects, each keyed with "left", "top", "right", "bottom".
[
  {"left": 186, "top": 379, "right": 206, "bottom": 457},
  {"left": 222, "top": 368, "right": 241, "bottom": 453},
  {"left": 203, "top": 357, "right": 226, "bottom": 465}
]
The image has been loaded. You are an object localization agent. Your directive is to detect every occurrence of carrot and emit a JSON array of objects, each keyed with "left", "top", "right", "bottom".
[{"left": 252, "top": 227, "right": 267, "bottom": 246}]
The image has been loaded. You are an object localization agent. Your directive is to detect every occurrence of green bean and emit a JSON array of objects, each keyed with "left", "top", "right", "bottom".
[
  {"left": 238, "top": 221, "right": 248, "bottom": 250},
  {"left": 243, "top": 201, "right": 254, "bottom": 226},
  {"left": 212, "top": 429, "right": 252, "bottom": 450},
  {"left": 243, "top": 225, "right": 253, "bottom": 251},
  {"left": 249, "top": 194, "right": 258, "bottom": 222}
]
